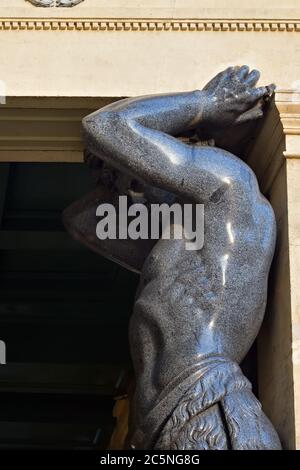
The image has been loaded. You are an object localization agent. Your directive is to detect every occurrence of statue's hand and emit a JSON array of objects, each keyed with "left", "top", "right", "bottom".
[{"left": 201, "top": 65, "right": 275, "bottom": 128}]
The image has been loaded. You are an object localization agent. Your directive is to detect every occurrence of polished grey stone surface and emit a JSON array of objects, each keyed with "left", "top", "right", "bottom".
[{"left": 64, "top": 66, "right": 282, "bottom": 449}]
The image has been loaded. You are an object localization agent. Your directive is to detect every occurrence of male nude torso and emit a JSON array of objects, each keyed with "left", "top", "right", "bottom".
[
  {"left": 64, "top": 66, "right": 281, "bottom": 449},
  {"left": 131, "top": 148, "right": 276, "bottom": 416}
]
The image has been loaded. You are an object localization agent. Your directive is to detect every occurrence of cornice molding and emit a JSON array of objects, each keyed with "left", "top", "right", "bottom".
[
  {"left": 1, "top": 18, "right": 300, "bottom": 32},
  {"left": 276, "top": 91, "right": 300, "bottom": 139},
  {"left": 0, "top": 93, "right": 300, "bottom": 163},
  {"left": 275, "top": 91, "right": 300, "bottom": 159}
]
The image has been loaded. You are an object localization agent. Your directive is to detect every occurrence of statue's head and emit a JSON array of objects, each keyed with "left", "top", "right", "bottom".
[{"left": 84, "top": 149, "right": 176, "bottom": 205}]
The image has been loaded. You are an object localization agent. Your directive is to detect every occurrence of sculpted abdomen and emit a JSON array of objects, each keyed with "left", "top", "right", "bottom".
[{"left": 132, "top": 196, "right": 275, "bottom": 372}]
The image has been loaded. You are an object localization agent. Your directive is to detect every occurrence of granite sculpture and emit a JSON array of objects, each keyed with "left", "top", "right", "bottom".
[{"left": 63, "top": 66, "right": 282, "bottom": 449}]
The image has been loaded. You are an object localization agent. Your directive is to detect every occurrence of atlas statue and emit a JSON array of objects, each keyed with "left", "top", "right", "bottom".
[{"left": 64, "top": 66, "right": 282, "bottom": 450}]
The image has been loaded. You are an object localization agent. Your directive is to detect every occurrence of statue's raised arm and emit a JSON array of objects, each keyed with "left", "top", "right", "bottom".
[
  {"left": 64, "top": 66, "right": 281, "bottom": 450},
  {"left": 82, "top": 66, "right": 274, "bottom": 201}
]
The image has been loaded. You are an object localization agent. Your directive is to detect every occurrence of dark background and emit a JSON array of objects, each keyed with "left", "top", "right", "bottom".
[
  {"left": 0, "top": 162, "right": 256, "bottom": 449},
  {"left": 0, "top": 162, "right": 138, "bottom": 449}
]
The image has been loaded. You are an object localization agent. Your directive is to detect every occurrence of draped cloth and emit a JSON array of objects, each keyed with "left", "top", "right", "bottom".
[{"left": 129, "top": 356, "right": 281, "bottom": 450}]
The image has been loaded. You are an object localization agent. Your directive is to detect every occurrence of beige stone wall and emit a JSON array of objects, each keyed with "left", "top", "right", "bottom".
[
  {"left": 286, "top": 159, "right": 300, "bottom": 447},
  {"left": 0, "top": 1, "right": 300, "bottom": 96},
  {"left": 2, "top": 1, "right": 300, "bottom": 16},
  {"left": 257, "top": 161, "right": 294, "bottom": 449}
]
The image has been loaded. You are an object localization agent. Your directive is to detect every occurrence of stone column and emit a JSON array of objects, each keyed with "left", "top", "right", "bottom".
[{"left": 247, "top": 91, "right": 300, "bottom": 449}]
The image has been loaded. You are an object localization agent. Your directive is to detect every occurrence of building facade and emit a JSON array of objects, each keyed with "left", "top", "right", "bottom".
[{"left": 0, "top": 0, "right": 300, "bottom": 449}]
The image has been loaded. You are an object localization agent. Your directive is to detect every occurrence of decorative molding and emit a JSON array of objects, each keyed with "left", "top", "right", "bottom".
[
  {"left": 0, "top": 93, "right": 300, "bottom": 164},
  {"left": 276, "top": 91, "right": 300, "bottom": 151},
  {"left": 27, "top": 0, "right": 84, "bottom": 6},
  {"left": 274, "top": 91, "right": 300, "bottom": 159},
  {"left": 1, "top": 18, "right": 300, "bottom": 32},
  {"left": 0, "top": 97, "right": 117, "bottom": 162},
  {"left": 240, "top": 90, "right": 300, "bottom": 188}
]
